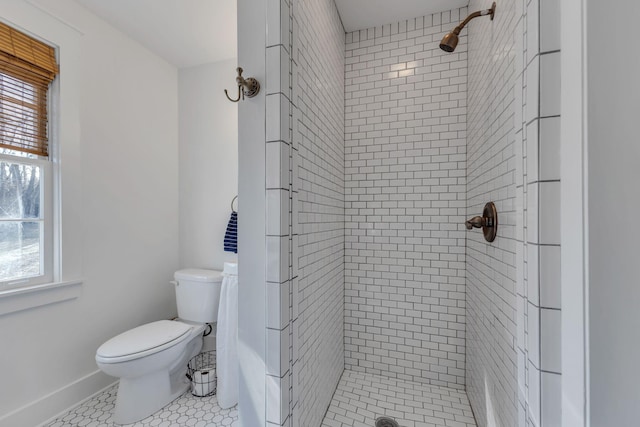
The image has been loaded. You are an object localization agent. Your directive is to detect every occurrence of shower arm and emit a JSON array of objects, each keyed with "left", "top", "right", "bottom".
[{"left": 451, "top": 3, "right": 496, "bottom": 36}]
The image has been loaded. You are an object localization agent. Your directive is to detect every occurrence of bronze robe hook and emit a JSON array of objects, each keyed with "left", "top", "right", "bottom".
[{"left": 224, "top": 67, "right": 260, "bottom": 102}]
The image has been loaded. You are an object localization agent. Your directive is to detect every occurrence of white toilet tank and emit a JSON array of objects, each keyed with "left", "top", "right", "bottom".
[{"left": 174, "top": 269, "right": 223, "bottom": 323}]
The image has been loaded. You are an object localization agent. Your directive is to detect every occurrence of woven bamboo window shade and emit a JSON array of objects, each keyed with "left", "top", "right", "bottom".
[{"left": 0, "top": 21, "right": 59, "bottom": 157}]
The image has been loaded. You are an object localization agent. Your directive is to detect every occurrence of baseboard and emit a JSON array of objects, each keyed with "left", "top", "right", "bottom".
[{"left": 0, "top": 370, "right": 115, "bottom": 427}]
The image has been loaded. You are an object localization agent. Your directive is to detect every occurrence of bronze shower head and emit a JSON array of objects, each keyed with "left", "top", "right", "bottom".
[
  {"left": 440, "top": 31, "right": 459, "bottom": 52},
  {"left": 440, "top": 2, "right": 496, "bottom": 53}
]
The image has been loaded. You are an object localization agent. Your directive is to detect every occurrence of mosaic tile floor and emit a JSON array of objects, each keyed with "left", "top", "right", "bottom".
[
  {"left": 43, "top": 383, "right": 238, "bottom": 427},
  {"left": 44, "top": 370, "right": 474, "bottom": 427},
  {"left": 321, "top": 370, "right": 476, "bottom": 427}
]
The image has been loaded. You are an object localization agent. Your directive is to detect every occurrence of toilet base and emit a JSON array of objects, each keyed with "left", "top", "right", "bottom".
[{"left": 112, "top": 371, "right": 190, "bottom": 425}]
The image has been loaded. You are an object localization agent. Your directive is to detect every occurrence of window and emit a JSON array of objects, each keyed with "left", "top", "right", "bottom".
[{"left": 0, "top": 21, "right": 58, "bottom": 290}]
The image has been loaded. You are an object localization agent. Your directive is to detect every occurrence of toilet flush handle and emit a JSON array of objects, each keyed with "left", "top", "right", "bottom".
[{"left": 170, "top": 280, "right": 178, "bottom": 286}]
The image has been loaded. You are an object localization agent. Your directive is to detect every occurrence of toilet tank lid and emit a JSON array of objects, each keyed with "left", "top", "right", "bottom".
[
  {"left": 174, "top": 268, "right": 223, "bottom": 282},
  {"left": 96, "top": 320, "right": 191, "bottom": 359}
]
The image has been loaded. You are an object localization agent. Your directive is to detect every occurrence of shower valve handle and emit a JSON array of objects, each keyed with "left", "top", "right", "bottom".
[
  {"left": 465, "top": 216, "right": 486, "bottom": 230},
  {"left": 465, "top": 202, "right": 498, "bottom": 242}
]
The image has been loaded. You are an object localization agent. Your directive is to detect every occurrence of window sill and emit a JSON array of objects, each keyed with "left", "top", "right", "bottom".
[{"left": 0, "top": 279, "right": 82, "bottom": 316}]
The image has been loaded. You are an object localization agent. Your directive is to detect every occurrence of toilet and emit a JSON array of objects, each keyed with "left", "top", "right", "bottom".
[{"left": 95, "top": 269, "right": 223, "bottom": 425}]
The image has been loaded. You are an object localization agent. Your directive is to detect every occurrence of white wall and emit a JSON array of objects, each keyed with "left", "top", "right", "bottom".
[
  {"left": 0, "top": 1, "right": 179, "bottom": 425},
  {"left": 587, "top": 0, "right": 640, "bottom": 424},
  {"left": 179, "top": 59, "right": 238, "bottom": 271},
  {"left": 560, "top": 0, "right": 588, "bottom": 424},
  {"left": 237, "top": 0, "right": 267, "bottom": 425}
]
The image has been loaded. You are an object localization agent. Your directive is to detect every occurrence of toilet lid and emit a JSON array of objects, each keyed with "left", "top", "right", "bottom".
[{"left": 96, "top": 320, "right": 191, "bottom": 359}]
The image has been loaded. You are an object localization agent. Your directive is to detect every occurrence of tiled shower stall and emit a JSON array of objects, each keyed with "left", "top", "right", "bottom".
[
  {"left": 25, "top": 0, "right": 562, "bottom": 426},
  {"left": 244, "top": 0, "right": 562, "bottom": 426},
  {"left": 344, "top": 9, "right": 468, "bottom": 391}
]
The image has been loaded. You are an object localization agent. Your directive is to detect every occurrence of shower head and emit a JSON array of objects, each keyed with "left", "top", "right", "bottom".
[
  {"left": 439, "top": 2, "right": 496, "bottom": 53},
  {"left": 440, "top": 31, "right": 459, "bottom": 52}
]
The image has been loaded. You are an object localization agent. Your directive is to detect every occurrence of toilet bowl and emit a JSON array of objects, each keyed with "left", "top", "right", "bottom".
[{"left": 96, "top": 269, "right": 223, "bottom": 424}]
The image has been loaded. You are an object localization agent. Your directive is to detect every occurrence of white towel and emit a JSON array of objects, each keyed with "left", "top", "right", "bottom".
[{"left": 216, "top": 265, "right": 238, "bottom": 409}]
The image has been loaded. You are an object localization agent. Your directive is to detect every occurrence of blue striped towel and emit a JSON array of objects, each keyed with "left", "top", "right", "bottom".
[{"left": 224, "top": 211, "right": 238, "bottom": 253}]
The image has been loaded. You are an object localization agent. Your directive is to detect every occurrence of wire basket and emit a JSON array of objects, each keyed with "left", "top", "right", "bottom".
[{"left": 186, "top": 350, "right": 217, "bottom": 397}]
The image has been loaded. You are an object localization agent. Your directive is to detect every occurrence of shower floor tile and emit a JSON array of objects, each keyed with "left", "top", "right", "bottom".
[
  {"left": 43, "top": 383, "right": 238, "bottom": 427},
  {"left": 321, "top": 370, "right": 476, "bottom": 427}
]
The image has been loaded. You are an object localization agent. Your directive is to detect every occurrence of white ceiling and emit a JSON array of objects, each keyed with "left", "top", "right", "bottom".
[
  {"left": 73, "top": 0, "right": 467, "bottom": 68},
  {"left": 75, "top": 0, "right": 237, "bottom": 68},
  {"left": 335, "top": 0, "right": 469, "bottom": 32}
]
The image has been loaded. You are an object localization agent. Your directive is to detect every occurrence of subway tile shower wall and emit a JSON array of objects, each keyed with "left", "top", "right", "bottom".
[
  {"left": 344, "top": 8, "right": 469, "bottom": 390},
  {"left": 281, "top": 1, "right": 346, "bottom": 427},
  {"left": 465, "top": 1, "right": 520, "bottom": 426}
]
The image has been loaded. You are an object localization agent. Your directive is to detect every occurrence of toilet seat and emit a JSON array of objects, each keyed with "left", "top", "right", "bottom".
[{"left": 96, "top": 320, "right": 192, "bottom": 364}]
